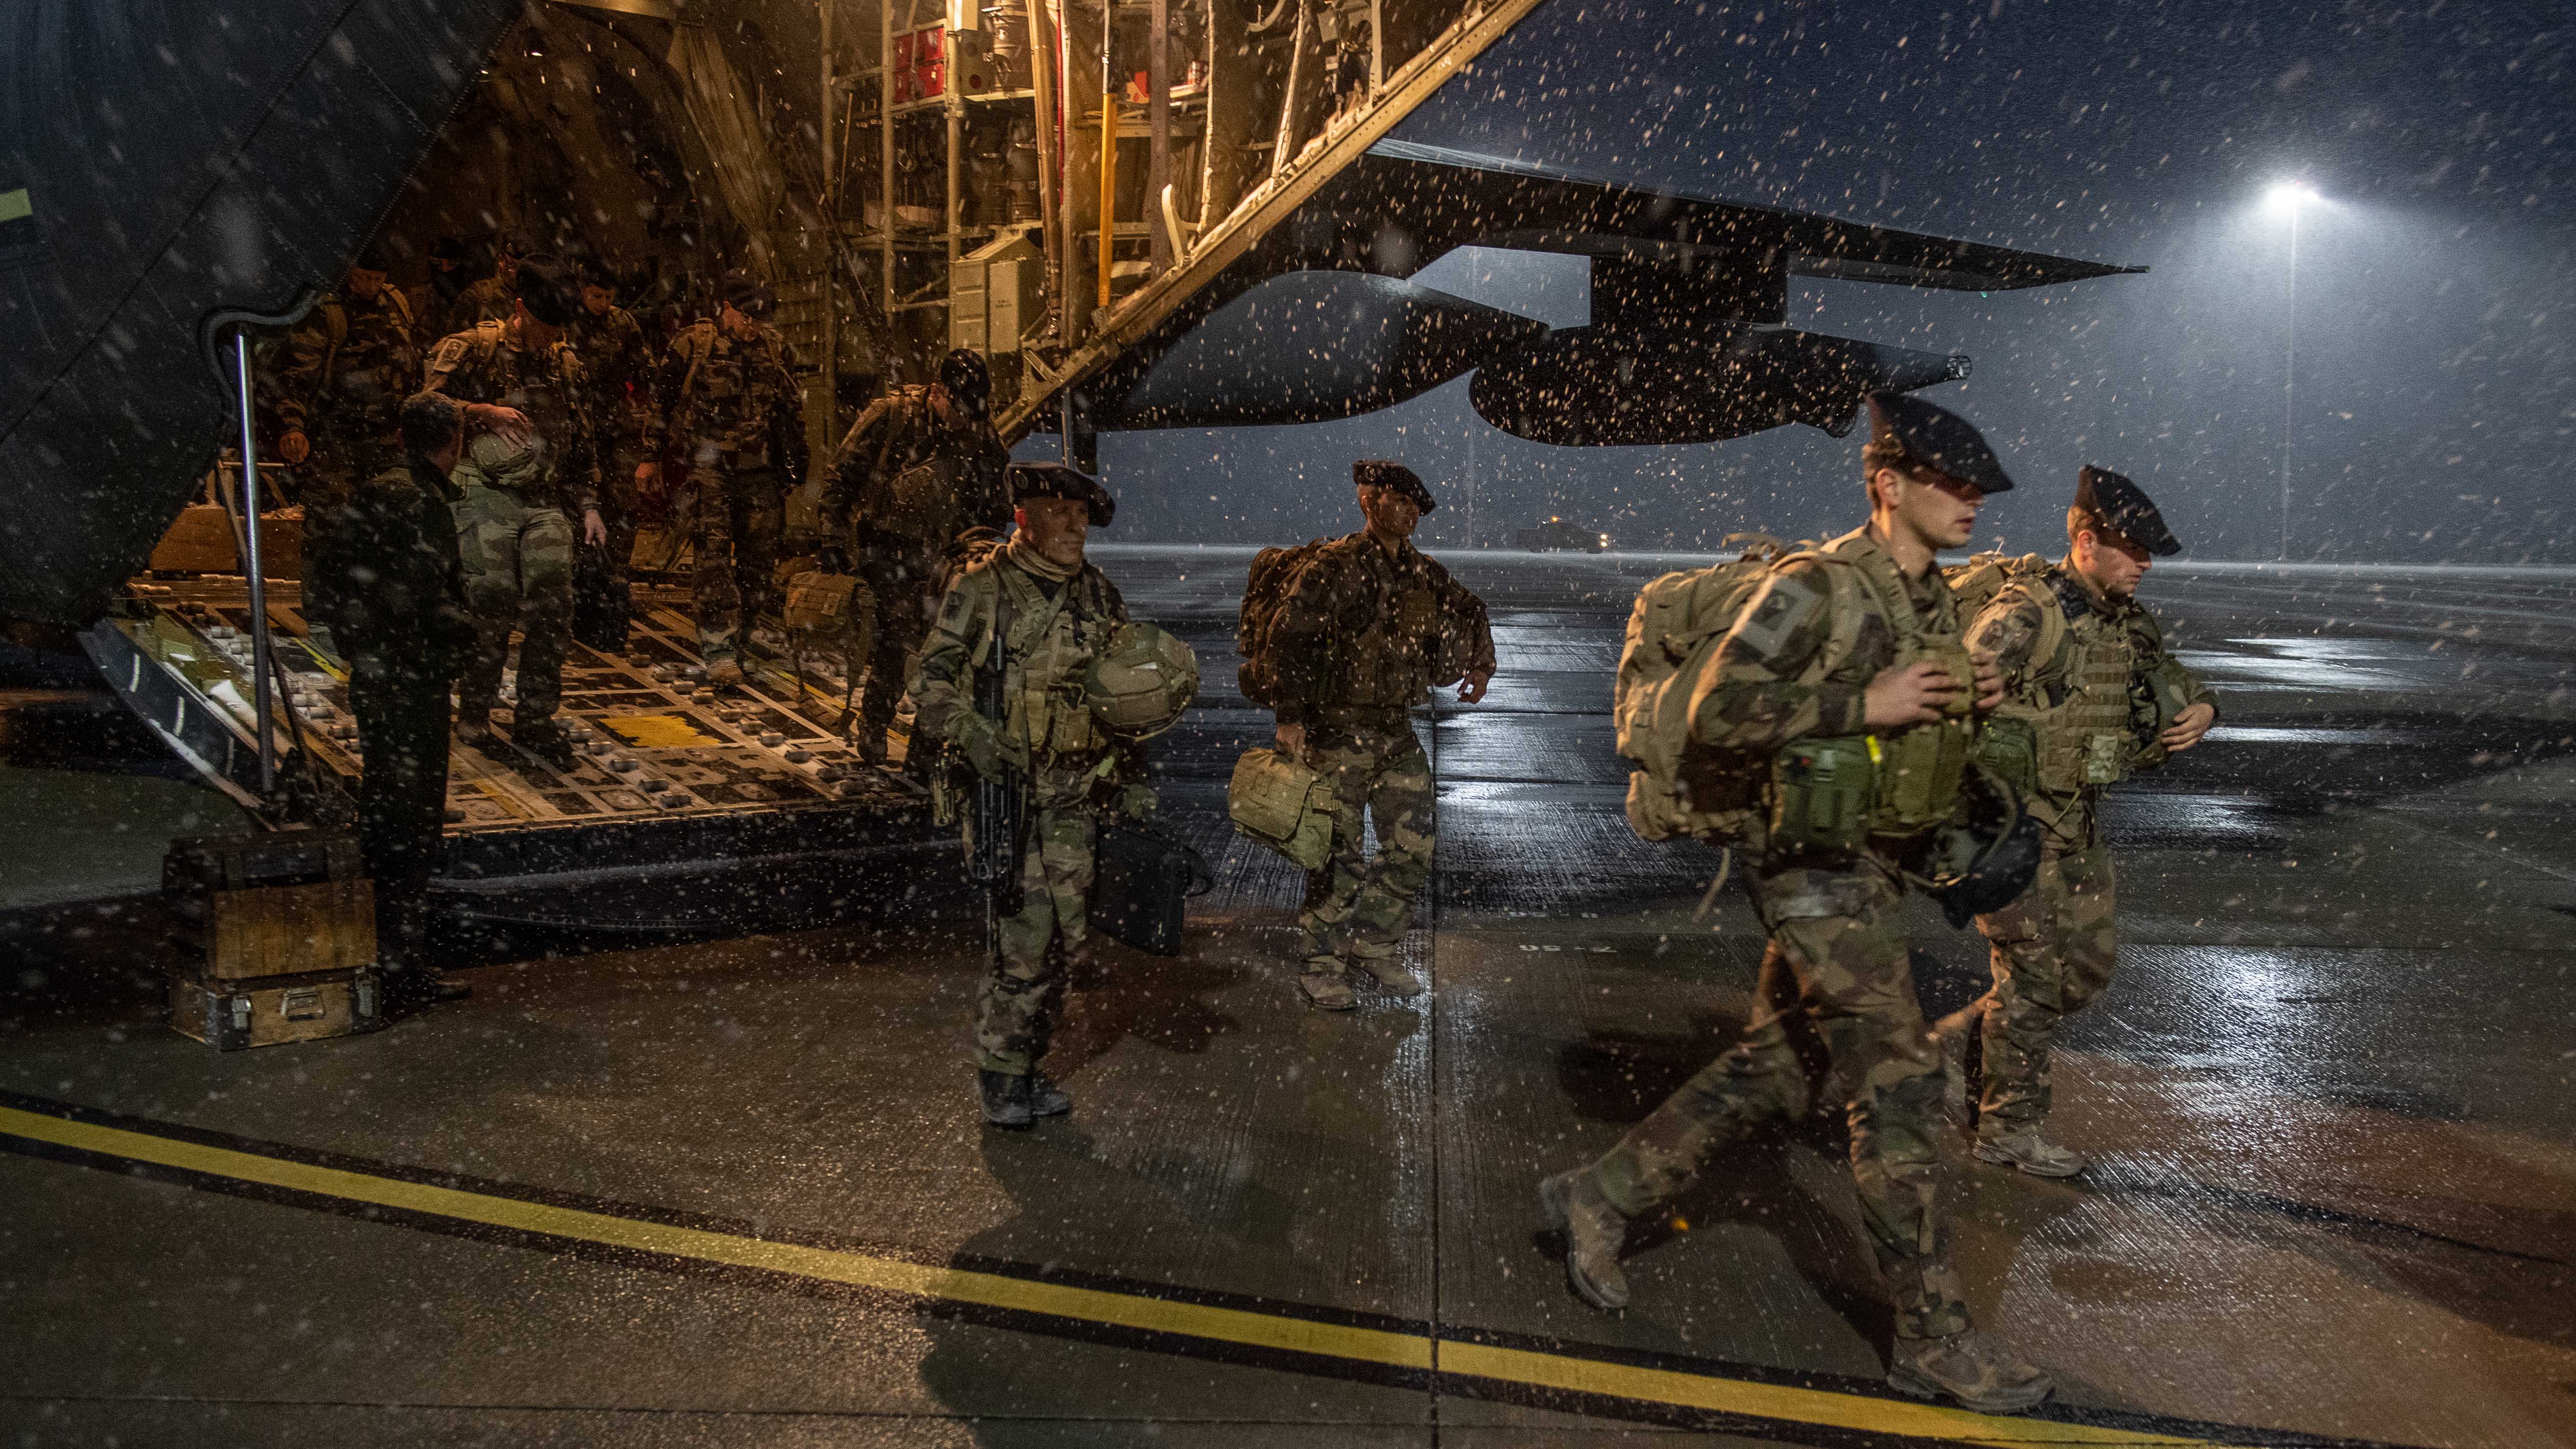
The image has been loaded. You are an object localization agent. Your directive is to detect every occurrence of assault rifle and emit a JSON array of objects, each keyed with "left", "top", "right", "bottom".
[{"left": 968, "top": 586, "right": 1025, "bottom": 946}]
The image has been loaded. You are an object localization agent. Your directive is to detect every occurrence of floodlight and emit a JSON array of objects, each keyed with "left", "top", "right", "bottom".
[{"left": 2264, "top": 182, "right": 2319, "bottom": 213}]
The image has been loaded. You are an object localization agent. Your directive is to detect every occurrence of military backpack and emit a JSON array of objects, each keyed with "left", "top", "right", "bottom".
[{"left": 1234, "top": 538, "right": 1331, "bottom": 708}]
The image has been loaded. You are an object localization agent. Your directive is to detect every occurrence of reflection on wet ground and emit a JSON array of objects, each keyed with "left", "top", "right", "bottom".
[{"left": 7, "top": 548, "right": 2576, "bottom": 1446}]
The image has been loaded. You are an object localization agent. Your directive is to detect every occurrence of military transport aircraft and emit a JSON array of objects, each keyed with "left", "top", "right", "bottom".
[{"left": 0, "top": 0, "right": 2138, "bottom": 930}]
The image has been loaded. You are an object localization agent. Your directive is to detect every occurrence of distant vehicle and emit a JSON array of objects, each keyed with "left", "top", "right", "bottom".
[{"left": 1515, "top": 517, "right": 1611, "bottom": 553}]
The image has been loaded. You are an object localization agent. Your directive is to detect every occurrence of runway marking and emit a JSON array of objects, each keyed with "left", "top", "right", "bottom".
[{"left": 1, "top": 1097, "right": 2358, "bottom": 1448}]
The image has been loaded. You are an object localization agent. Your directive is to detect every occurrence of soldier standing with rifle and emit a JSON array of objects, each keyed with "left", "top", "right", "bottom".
[
  {"left": 1538, "top": 393, "right": 2055, "bottom": 1414},
  {"left": 912, "top": 463, "right": 1149, "bottom": 1129},
  {"left": 822, "top": 349, "right": 1013, "bottom": 761},
  {"left": 1952, "top": 466, "right": 2218, "bottom": 1177}
]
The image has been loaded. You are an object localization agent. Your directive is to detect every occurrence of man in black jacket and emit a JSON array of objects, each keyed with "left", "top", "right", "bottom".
[{"left": 339, "top": 391, "right": 480, "bottom": 1009}]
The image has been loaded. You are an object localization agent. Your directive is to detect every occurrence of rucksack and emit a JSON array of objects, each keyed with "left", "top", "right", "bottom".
[
  {"left": 1940, "top": 551, "right": 2061, "bottom": 661},
  {"left": 1234, "top": 538, "right": 1330, "bottom": 708},
  {"left": 1613, "top": 533, "right": 1865, "bottom": 845}
]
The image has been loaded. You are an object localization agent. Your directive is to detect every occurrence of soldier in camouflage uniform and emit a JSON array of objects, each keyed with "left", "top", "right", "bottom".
[
  {"left": 422, "top": 256, "right": 604, "bottom": 769},
  {"left": 643, "top": 271, "right": 807, "bottom": 685},
  {"left": 267, "top": 245, "right": 420, "bottom": 655},
  {"left": 1540, "top": 393, "right": 2055, "bottom": 1415},
  {"left": 913, "top": 463, "right": 1147, "bottom": 1128},
  {"left": 1956, "top": 466, "right": 2217, "bottom": 1177},
  {"left": 569, "top": 265, "right": 661, "bottom": 579},
  {"left": 823, "top": 349, "right": 1013, "bottom": 760},
  {"left": 443, "top": 235, "right": 524, "bottom": 338},
  {"left": 1269, "top": 461, "right": 1494, "bottom": 1010}
]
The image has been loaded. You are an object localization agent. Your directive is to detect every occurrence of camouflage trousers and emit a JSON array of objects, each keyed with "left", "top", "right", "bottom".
[
  {"left": 456, "top": 483, "right": 573, "bottom": 728},
  {"left": 854, "top": 540, "right": 935, "bottom": 756},
  {"left": 598, "top": 437, "right": 651, "bottom": 578},
  {"left": 1586, "top": 853, "right": 1969, "bottom": 1339},
  {"left": 1295, "top": 720, "right": 1436, "bottom": 973},
  {"left": 973, "top": 789, "right": 1101, "bottom": 1075},
  {"left": 1971, "top": 836, "right": 2117, "bottom": 1137},
  {"left": 689, "top": 452, "right": 783, "bottom": 662}
]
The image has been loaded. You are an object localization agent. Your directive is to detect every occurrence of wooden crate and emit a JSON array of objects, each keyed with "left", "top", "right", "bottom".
[
  {"left": 170, "top": 967, "right": 383, "bottom": 1051},
  {"left": 165, "top": 833, "right": 377, "bottom": 982}
]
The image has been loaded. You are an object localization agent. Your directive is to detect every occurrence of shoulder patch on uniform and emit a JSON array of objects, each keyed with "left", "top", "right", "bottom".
[{"left": 1729, "top": 569, "right": 1825, "bottom": 658}]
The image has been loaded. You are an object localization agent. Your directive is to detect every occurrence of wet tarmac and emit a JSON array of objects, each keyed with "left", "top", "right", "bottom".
[{"left": 6, "top": 546, "right": 2575, "bottom": 1446}]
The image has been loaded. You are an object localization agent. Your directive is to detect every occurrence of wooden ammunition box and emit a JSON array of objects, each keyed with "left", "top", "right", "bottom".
[
  {"left": 171, "top": 967, "right": 384, "bottom": 1051},
  {"left": 164, "top": 833, "right": 377, "bottom": 982}
]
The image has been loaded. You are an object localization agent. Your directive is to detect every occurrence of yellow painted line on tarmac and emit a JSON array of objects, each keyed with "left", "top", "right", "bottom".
[{"left": 1, "top": 1103, "right": 2236, "bottom": 1446}]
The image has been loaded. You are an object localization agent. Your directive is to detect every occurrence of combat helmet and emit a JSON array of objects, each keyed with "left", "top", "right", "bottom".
[
  {"left": 1915, "top": 766, "right": 2042, "bottom": 928},
  {"left": 1084, "top": 622, "right": 1200, "bottom": 739},
  {"left": 463, "top": 430, "right": 547, "bottom": 491}
]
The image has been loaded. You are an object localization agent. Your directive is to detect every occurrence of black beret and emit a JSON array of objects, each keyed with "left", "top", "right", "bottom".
[
  {"left": 938, "top": 348, "right": 993, "bottom": 418},
  {"left": 430, "top": 235, "right": 469, "bottom": 264},
  {"left": 1354, "top": 459, "right": 1436, "bottom": 513},
  {"left": 719, "top": 269, "right": 774, "bottom": 317},
  {"left": 2075, "top": 465, "right": 2180, "bottom": 556},
  {"left": 1865, "top": 391, "right": 2014, "bottom": 495},
  {"left": 1010, "top": 462, "right": 1115, "bottom": 527}
]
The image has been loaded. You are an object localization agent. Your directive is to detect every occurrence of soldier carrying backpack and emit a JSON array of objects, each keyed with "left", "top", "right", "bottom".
[
  {"left": 1540, "top": 392, "right": 2060, "bottom": 1417},
  {"left": 1233, "top": 460, "right": 1494, "bottom": 1012}
]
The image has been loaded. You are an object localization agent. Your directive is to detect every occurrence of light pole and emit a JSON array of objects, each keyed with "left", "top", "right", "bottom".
[{"left": 2265, "top": 182, "right": 2318, "bottom": 560}]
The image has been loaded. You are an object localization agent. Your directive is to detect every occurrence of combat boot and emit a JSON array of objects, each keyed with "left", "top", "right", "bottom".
[
  {"left": 511, "top": 720, "right": 580, "bottom": 772},
  {"left": 1887, "top": 1329, "right": 2053, "bottom": 1413},
  {"left": 1027, "top": 1070, "right": 1073, "bottom": 1117},
  {"left": 1973, "top": 1129, "right": 2088, "bottom": 1178},
  {"left": 455, "top": 710, "right": 495, "bottom": 748},
  {"left": 1296, "top": 968, "right": 1356, "bottom": 1011},
  {"left": 705, "top": 657, "right": 746, "bottom": 690},
  {"left": 978, "top": 1069, "right": 1033, "bottom": 1129},
  {"left": 1350, "top": 960, "right": 1428, "bottom": 998},
  {"left": 1537, "top": 1168, "right": 1630, "bottom": 1310}
]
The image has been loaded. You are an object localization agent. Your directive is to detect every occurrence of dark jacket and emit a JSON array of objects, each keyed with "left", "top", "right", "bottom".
[
  {"left": 337, "top": 453, "right": 475, "bottom": 674},
  {"left": 1271, "top": 531, "right": 1494, "bottom": 726}
]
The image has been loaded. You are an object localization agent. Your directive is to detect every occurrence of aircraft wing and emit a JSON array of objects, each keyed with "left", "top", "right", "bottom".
[{"left": 1038, "top": 140, "right": 2143, "bottom": 442}]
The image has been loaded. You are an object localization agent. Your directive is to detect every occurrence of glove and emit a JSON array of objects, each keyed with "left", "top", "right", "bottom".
[
  {"left": 955, "top": 713, "right": 1028, "bottom": 781},
  {"left": 1115, "top": 782, "right": 1158, "bottom": 818}
]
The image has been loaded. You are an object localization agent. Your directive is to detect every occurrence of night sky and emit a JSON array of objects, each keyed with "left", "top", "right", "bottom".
[{"left": 1065, "top": 0, "right": 2575, "bottom": 563}]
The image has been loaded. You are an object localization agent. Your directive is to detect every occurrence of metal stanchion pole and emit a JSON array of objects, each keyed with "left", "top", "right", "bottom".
[{"left": 232, "top": 326, "right": 276, "bottom": 796}]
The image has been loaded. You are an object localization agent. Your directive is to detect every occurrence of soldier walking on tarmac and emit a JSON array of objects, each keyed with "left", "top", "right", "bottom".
[
  {"left": 643, "top": 270, "right": 807, "bottom": 687},
  {"left": 338, "top": 392, "right": 478, "bottom": 1010},
  {"left": 823, "top": 349, "right": 1013, "bottom": 761},
  {"left": 1951, "top": 466, "right": 2218, "bottom": 1177},
  {"left": 422, "top": 255, "right": 604, "bottom": 771},
  {"left": 911, "top": 463, "right": 1151, "bottom": 1128},
  {"left": 1539, "top": 392, "right": 2056, "bottom": 1414},
  {"left": 268, "top": 243, "right": 420, "bottom": 658},
  {"left": 1266, "top": 461, "right": 1493, "bottom": 1010}
]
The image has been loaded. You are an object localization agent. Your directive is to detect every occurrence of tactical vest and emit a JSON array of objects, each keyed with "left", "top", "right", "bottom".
[
  {"left": 442, "top": 322, "right": 585, "bottom": 494},
  {"left": 1998, "top": 572, "right": 2141, "bottom": 796},
  {"left": 1766, "top": 530, "right": 1975, "bottom": 851},
  {"left": 670, "top": 319, "right": 788, "bottom": 458},
  {"left": 981, "top": 560, "right": 1121, "bottom": 762},
  {"left": 1321, "top": 538, "right": 1443, "bottom": 712}
]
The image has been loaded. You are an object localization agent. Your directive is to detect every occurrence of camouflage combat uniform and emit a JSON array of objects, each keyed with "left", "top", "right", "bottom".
[
  {"left": 1271, "top": 532, "right": 1493, "bottom": 983},
  {"left": 1580, "top": 526, "right": 1975, "bottom": 1341},
  {"left": 266, "top": 287, "right": 419, "bottom": 648},
  {"left": 337, "top": 450, "right": 475, "bottom": 969},
  {"left": 823, "top": 389, "right": 1012, "bottom": 754},
  {"left": 652, "top": 317, "right": 807, "bottom": 664},
  {"left": 446, "top": 273, "right": 516, "bottom": 337},
  {"left": 913, "top": 538, "right": 1137, "bottom": 1074},
  {"left": 423, "top": 320, "right": 599, "bottom": 733},
  {"left": 568, "top": 301, "right": 660, "bottom": 575},
  {"left": 1963, "top": 563, "right": 2216, "bottom": 1140}
]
